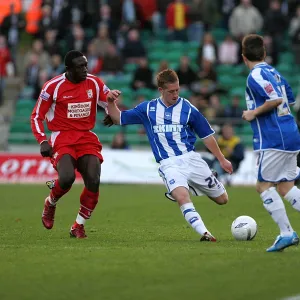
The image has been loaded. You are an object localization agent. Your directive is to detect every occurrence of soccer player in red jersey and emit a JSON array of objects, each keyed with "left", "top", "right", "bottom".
[{"left": 30, "top": 50, "right": 120, "bottom": 238}]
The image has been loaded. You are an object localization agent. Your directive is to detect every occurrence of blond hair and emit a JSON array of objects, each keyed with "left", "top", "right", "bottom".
[{"left": 156, "top": 69, "right": 179, "bottom": 89}]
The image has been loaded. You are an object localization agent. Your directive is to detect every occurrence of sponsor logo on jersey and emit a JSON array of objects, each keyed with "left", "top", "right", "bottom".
[
  {"left": 153, "top": 124, "right": 183, "bottom": 133},
  {"left": 149, "top": 107, "right": 155, "bottom": 111},
  {"left": 264, "top": 83, "right": 274, "bottom": 95},
  {"left": 67, "top": 101, "right": 91, "bottom": 118},
  {"left": 40, "top": 90, "right": 50, "bottom": 101},
  {"left": 87, "top": 89, "right": 93, "bottom": 99},
  {"left": 169, "top": 179, "right": 175, "bottom": 184}
]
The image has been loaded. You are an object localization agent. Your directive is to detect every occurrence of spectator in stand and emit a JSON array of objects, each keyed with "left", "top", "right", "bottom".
[
  {"left": 33, "top": 69, "right": 49, "bottom": 100},
  {"left": 47, "top": 54, "right": 64, "bottom": 78},
  {"left": 24, "top": 53, "right": 41, "bottom": 88},
  {"left": 263, "top": 35, "right": 276, "bottom": 64},
  {"left": 101, "top": 43, "right": 123, "bottom": 76},
  {"left": 131, "top": 58, "right": 155, "bottom": 91},
  {"left": 264, "top": 0, "right": 288, "bottom": 65},
  {"left": 176, "top": 55, "right": 198, "bottom": 90},
  {"left": 38, "top": 5, "right": 53, "bottom": 39},
  {"left": 155, "top": 0, "right": 173, "bottom": 29},
  {"left": 289, "top": 5, "right": 300, "bottom": 64},
  {"left": 199, "top": 0, "right": 220, "bottom": 31},
  {"left": 152, "top": 60, "right": 169, "bottom": 85},
  {"left": 205, "top": 94, "right": 225, "bottom": 124},
  {"left": 24, "top": 39, "right": 50, "bottom": 71},
  {"left": 44, "top": 30, "right": 60, "bottom": 56},
  {"left": 122, "top": 28, "right": 146, "bottom": 64},
  {"left": 111, "top": 132, "right": 130, "bottom": 149},
  {"left": 289, "top": 5, "right": 300, "bottom": 39},
  {"left": 86, "top": 42, "right": 102, "bottom": 75},
  {"left": 197, "top": 32, "right": 218, "bottom": 66},
  {"left": 166, "top": 0, "right": 189, "bottom": 41},
  {"left": 196, "top": 59, "right": 217, "bottom": 96},
  {"left": 93, "top": 25, "right": 114, "bottom": 58},
  {"left": 229, "top": 0, "right": 263, "bottom": 39},
  {"left": 0, "top": 35, "right": 13, "bottom": 105},
  {"left": 0, "top": 36, "right": 13, "bottom": 78},
  {"left": 92, "top": 4, "right": 119, "bottom": 42},
  {"left": 122, "top": 0, "right": 137, "bottom": 26},
  {"left": 0, "top": 3, "right": 25, "bottom": 62},
  {"left": 224, "top": 95, "right": 244, "bottom": 126},
  {"left": 101, "top": 44, "right": 124, "bottom": 76},
  {"left": 156, "top": 60, "right": 169, "bottom": 74},
  {"left": 67, "top": 24, "right": 88, "bottom": 54},
  {"left": 218, "top": 34, "right": 239, "bottom": 65},
  {"left": 212, "top": 123, "right": 245, "bottom": 185},
  {"left": 186, "top": 0, "right": 204, "bottom": 42},
  {"left": 220, "top": 0, "right": 237, "bottom": 29}
]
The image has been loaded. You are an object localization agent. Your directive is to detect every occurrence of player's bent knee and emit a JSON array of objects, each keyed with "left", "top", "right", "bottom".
[
  {"left": 276, "top": 182, "right": 295, "bottom": 197},
  {"left": 171, "top": 187, "right": 190, "bottom": 204},
  {"left": 59, "top": 171, "right": 76, "bottom": 189},
  {"left": 214, "top": 193, "right": 228, "bottom": 205},
  {"left": 87, "top": 177, "right": 100, "bottom": 189}
]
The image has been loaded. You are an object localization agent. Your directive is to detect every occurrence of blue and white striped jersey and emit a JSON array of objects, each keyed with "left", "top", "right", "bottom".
[
  {"left": 245, "top": 62, "right": 300, "bottom": 152},
  {"left": 120, "top": 97, "right": 214, "bottom": 162}
]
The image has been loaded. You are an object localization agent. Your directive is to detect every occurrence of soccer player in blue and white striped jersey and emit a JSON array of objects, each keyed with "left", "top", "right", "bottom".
[
  {"left": 106, "top": 69, "right": 233, "bottom": 242},
  {"left": 242, "top": 34, "right": 300, "bottom": 252}
]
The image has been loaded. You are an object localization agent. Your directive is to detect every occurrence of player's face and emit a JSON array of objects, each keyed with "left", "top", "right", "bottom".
[
  {"left": 70, "top": 56, "right": 88, "bottom": 82},
  {"left": 159, "top": 81, "right": 180, "bottom": 107}
]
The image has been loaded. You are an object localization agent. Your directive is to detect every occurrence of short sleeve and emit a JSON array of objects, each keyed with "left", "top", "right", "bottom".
[
  {"left": 248, "top": 68, "right": 282, "bottom": 102},
  {"left": 92, "top": 76, "right": 110, "bottom": 109},
  {"left": 120, "top": 102, "right": 148, "bottom": 125},
  {"left": 189, "top": 106, "right": 215, "bottom": 139}
]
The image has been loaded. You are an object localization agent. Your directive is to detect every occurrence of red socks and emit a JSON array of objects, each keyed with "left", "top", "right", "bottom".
[
  {"left": 49, "top": 179, "right": 71, "bottom": 204},
  {"left": 78, "top": 187, "right": 99, "bottom": 220}
]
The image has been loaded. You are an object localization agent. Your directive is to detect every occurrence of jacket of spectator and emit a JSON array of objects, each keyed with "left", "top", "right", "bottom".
[{"left": 229, "top": 1, "right": 263, "bottom": 37}]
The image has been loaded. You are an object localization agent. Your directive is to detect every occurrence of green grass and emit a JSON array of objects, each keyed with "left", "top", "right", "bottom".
[{"left": 0, "top": 184, "right": 300, "bottom": 300}]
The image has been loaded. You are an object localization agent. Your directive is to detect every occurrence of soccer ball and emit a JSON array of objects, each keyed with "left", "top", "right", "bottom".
[{"left": 231, "top": 216, "right": 257, "bottom": 241}]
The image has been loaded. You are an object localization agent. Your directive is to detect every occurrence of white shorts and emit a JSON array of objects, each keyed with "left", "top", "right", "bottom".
[
  {"left": 256, "top": 150, "right": 300, "bottom": 182},
  {"left": 158, "top": 151, "right": 225, "bottom": 198}
]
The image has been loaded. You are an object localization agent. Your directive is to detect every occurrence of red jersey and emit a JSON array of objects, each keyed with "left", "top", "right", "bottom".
[{"left": 31, "top": 73, "right": 109, "bottom": 144}]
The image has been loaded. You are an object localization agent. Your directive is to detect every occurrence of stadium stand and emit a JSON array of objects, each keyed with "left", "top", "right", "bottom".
[{"left": 1, "top": 0, "right": 300, "bottom": 149}]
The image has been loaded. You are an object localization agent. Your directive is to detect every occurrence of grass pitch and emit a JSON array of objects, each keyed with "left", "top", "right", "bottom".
[{"left": 0, "top": 184, "right": 300, "bottom": 300}]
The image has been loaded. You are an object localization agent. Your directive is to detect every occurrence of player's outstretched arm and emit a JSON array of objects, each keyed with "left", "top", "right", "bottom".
[
  {"left": 203, "top": 135, "right": 233, "bottom": 174},
  {"left": 106, "top": 90, "right": 121, "bottom": 125}
]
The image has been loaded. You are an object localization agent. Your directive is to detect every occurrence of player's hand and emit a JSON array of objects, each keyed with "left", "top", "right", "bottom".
[
  {"left": 219, "top": 158, "right": 233, "bottom": 174},
  {"left": 242, "top": 110, "right": 256, "bottom": 121},
  {"left": 40, "top": 141, "right": 53, "bottom": 157},
  {"left": 106, "top": 90, "right": 121, "bottom": 103},
  {"left": 103, "top": 114, "right": 114, "bottom": 127}
]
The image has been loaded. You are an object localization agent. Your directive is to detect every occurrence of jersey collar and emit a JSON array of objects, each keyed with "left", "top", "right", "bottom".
[
  {"left": 158, "top": 97, "right": 182, "bottom": 109},
  {"left": 253, "top": 62, "right": 267, "bottom": 69}
]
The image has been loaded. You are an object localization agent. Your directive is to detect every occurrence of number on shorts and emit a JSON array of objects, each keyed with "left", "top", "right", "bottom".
[{"left": 205, "top": 175, "right": 218, "bottom": 189}]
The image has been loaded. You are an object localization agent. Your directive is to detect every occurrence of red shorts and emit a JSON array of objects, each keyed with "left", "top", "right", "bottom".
[{"left": 48, "top": 130, "right": 103, "bottom": 170}]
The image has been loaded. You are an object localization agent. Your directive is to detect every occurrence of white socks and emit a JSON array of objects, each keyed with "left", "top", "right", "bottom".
[
  {"left": 260, "top": 187, "right": 293, "bottom": 237},
  {"left": 180, "top": 203, "right": 208, "bottom": 236},
  {"left": 76, "top": 214, "right": 86, "bottom": 225},
  {"left": 284, "top": 186, "right": 300, "bottom": 212}
]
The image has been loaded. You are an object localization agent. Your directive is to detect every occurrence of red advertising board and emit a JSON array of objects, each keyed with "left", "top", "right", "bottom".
[{"left": 0, "top": 154, "right": 82, "bottom": 183}]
